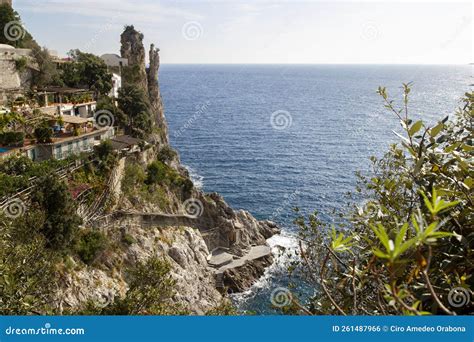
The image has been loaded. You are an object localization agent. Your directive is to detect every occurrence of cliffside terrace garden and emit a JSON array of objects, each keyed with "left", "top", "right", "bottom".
[
  {"left": 0, "top": 99, "right": 115, "bottom": 162},
  {"left": 37, "top": 88, "right": 94, "bottom": 106}
]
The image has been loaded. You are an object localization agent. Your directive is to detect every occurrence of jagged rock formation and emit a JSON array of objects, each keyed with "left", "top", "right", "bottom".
[
  {"left": 120, "top": 26, "right": 147, "bottom": 90},
  {"left": 56, "top": 225, "right": 222, "bottom": 315},
  {"left": 147, "top": 44, "right": 168, "bottom": 145},
  {"left": 120, "top": 26, "right": 169, "bottom": 145}
]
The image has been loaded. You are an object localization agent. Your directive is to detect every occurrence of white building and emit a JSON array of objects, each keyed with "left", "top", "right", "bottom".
[
  {"left": 100, "top": 54, "right": 128, "bottom": 70},
  {"left": 37, "top": 87, "right": 97, "bottom": 118},
  {"left": 110, "top": 73, "right": 122, "bottom": 98}
]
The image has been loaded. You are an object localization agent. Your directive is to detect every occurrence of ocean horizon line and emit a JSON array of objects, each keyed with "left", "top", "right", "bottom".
[{"left": 161, "top": 62, "right": 472, "bottom": 66}]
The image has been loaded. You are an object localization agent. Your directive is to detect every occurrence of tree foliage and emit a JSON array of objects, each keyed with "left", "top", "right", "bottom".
[
  {"left": 292, "top": 86, "right": 473, "bottom": 315},
  {"left": 0, "top": 211, "right": 58, "bottom": 315},
  {"left": 30, "top": 175, "right": 82, "bottom": 249},
  {"left": 31, "top": 46, "right": 63, "bottom": 88},
  {"left": 117, "top": 84, "right": 153, "bottom": 138},
  {"left": 61, "top": 49, "right": 113, "bottom": 97},
  {"left": 0, "top": 4, "right": 37, "bottom": 48},
  {"left": 74, "top": 230, "right": 107, "bottom": 265}
]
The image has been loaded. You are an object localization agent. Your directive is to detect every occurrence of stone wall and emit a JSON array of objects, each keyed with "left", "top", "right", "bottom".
[{"left": 0, "top": 59, "right": 21, "bottom": 90}]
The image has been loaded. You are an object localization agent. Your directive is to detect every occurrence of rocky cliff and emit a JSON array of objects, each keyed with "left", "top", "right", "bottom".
[
  {"left": 120, "top": 26, "right": 168, "bottom": 145},
  {"left": 147, "top": 44, "right": 168, "bottom": 145},
  {"left": 55, "top": 26, "right": 279, "bottom": 314}
]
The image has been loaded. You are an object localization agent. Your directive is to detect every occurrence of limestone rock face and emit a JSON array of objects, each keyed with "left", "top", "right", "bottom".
[
  {"left": 120, "top": 26, "right": 169, "bottom": 145},
  {"left": 147, "top": 44, "right": 169, "bottom": 144},
  {"left": 120, "top": 26, "right": 148, "bottom": 91},
  {"left": 222, "top": 254, "right": 273, "bottom": 293},
  {"left": 56, "top": 223, "right": 222, "bottom": 315},
  {"left": 58, "top": 268, "right": 126, "bottom": 312},
  {"left": 193, "top": 192, "right": 280, "bottom": 254},
  {"left": 0, "top": 59, "right": 20, "bottom": 90},
  {"left": 121, "top": 224, "right": 224, "bottom": 315}
]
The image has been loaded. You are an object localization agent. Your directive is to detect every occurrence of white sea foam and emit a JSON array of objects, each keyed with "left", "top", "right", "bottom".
[
  {"left": 184, "top": 165, "right": 204, "bottom": 189},
  {"left": 231, "top": 230, "right": 300, "bottom": 307}
]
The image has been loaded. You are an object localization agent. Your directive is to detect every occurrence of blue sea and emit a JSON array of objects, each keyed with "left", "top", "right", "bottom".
[{"left": 160, "top": 64, "right": 472, "bottom": 314}]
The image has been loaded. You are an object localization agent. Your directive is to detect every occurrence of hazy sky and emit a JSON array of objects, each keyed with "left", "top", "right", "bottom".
[{"left": 13, "top": 0, "right": 473, "bottom": 64}]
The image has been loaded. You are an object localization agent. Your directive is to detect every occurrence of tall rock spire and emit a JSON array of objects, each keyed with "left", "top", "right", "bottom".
[
  {"left": 147, "top": 44, "right": 168, "bottom": 145},
  {"left": 120, "top": 26, "right": 148, "bottom": 92},
  {"left": 0, "top": 0, "right": 12, "bottom": 7},
  {"left": 120, "top": 25, "right": 169, "bottom": 145}
]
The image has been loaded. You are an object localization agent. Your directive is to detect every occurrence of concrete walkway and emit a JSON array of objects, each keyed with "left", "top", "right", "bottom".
[{"left": 212, "top": 245, "right": 271, "bottom": 273}]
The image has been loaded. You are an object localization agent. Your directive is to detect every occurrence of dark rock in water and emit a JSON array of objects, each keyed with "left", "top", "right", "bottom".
[{"left": 222, "top": 254, "right": 273, "bottom": 293}]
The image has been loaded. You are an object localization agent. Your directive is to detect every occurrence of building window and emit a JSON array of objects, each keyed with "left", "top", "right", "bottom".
[
  {"left": 55, "top": 145, "right": 62, "bottom": 159},
  {"left": 68, "top": 142, "right": 73, "bottom": 156}
]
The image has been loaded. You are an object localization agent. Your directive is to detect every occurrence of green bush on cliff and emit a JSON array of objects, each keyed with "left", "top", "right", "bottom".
[
  {"left": 74, "top": 230, "right": 108, "bottom": 265},
  {"left": 117, "top": 84, "right": 153, "bottom": 138},
  {"left": 122, "top": 161, "right": 146, "bottom": 195},
  {"left": 157, "top": 145, "right": 177, "bottom": 163},
  {"left": 0, "top": 216, "right": 58, "bottom": 315},
  {"left": 146, "top": 160, "right": 192, "bottom": 195},
  {"left": 290, "top": 86, "right": 473, "bottom": 315},
  {"left": 84, "top": 256, "right": 182, "bottom": 315},
  {"left": 146, "top": 160, "right": 168, "bottom": 185},
  {"left": 93, "top": 140, "right": 118, "bottom": 176},
  {"left": 30, "top": 175, "right": 82, "bottom": 250}
]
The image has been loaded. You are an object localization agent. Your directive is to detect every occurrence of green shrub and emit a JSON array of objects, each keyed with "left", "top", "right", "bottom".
[
  {"left": 100, "top": 257, "right": 181, "bottom": 315},
  {"left": 30, "top": 175, "right": 82, "bottom": 249},
  {"left": 293, "top": 86, "right": 473, "bottom": 316},
  {"left": 157, "top": 146, "right": 177, "bottom": 163},
  {"left": 14, "top": 57, "right": 28, "bottom": 72},
  {"left": 94, "top": 140, "right": 117, "bottom": 174},
  {"left": 34, "top": 126, "right": 53, "bottom": 143},
  {"left": 145, "top": 160, "right": 168, "bottom": 185},
  {"left": 122, "top": 234, "right": 136, "bottom": 246},
  {"left": 122, "top": 161, "right": 146, "bottom": 195},
  {"left": 74, "top": 230, "right": 107, "bottom": 265},
  {"left": 0, "top": 131, "right": 24, "bottom": 146},
  {"left": 0, "top": 220, "right": 58, "bottom": 315}
]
